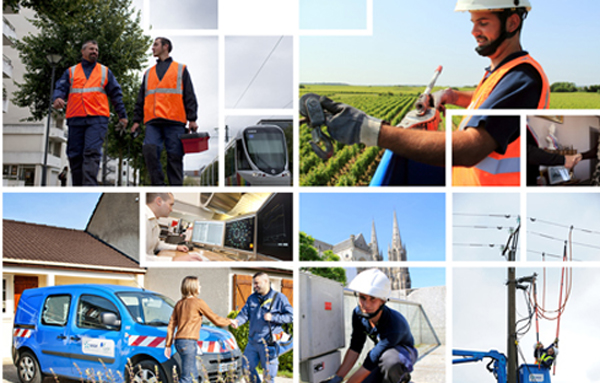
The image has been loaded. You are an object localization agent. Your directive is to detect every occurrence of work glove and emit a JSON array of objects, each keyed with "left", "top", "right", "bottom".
[
  {"left": 320, "top": 96, "right": 382, "bottom": 147},
  {"left": 321, "top": 375, "right": 343, "bottom": 383},
  {"left": 431, "top": 88, "right": 457, "bottom": 116}
]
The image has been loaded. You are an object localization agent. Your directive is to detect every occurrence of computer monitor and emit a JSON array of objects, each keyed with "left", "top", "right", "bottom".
[
  {"left": 256, "top": 193, "right": 292, "bottom": 260},
  {"left": 223, "top": 216, "right": 255, "bottom": 252},
  {"left": 191, "top": 221, "right": 225, "bottom": 247}
]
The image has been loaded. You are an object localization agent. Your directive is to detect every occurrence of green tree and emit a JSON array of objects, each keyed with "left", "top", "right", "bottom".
[
  {"left": 11, "top": 0, "right": 152, "bottom": 183},
  {"left": 550, "top": 82, "right": 578, "bottom": 93},
  {"left": 300, "top": 232, "right": 347, "bottom": 284}
]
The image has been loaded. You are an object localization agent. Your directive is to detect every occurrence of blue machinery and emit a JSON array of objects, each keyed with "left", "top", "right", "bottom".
[{"left": 453, "top": 350, "right": 551, "bottom": 383}]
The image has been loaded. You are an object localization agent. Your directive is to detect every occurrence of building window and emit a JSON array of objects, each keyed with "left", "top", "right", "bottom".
[
  {"left": 3, "top": 164, "right": 36, "bottom": 186},
  {"left": 51, "top": 142, "right": 61, "bottom": 157}
]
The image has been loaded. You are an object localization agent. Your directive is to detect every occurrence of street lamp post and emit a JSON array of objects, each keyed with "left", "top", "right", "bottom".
[{"left": 41, "top": 53, "right": 62, "bottom": 186}]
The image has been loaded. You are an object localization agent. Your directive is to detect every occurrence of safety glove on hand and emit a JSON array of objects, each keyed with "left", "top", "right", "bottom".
[
  {"left": 431, "top": 88, "right": 457, "bottom": 116},
  {"left": 320, "top": 96, "right": 382, "bottom": 147},
  {"left": 321, "top": 375, "right": 343, "bottom": 383}
]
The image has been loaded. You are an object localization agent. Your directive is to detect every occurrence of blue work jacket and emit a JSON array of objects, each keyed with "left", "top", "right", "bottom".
[{"left": 235, "top": 288, "right": 293, "bottom": 344}]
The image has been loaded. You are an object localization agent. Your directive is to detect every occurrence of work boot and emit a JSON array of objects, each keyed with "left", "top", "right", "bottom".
[
  {"left": 82, "top": 149, "right": 101, "bottom": 186},
  {"left": 143, "top": 144, "right": 165, "bottom": 185},
  {"left": 69, "top": 156, "right": 84, "bottom": 186},
  {"left": 166, "top": 153, "right": 184, "bottom": 186}
]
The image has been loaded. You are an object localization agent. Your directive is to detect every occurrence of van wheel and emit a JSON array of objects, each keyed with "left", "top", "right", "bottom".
[
  {"left": 128, "top": 360, "right": 166, "bottom": 383},
  {"left": 16, "top": 351, "right": 42, "bottom": 383}
]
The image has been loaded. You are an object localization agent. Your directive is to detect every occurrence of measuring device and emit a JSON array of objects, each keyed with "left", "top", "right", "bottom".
[{"left": 398, "top": 65, "right": 443, "bottom": 131}]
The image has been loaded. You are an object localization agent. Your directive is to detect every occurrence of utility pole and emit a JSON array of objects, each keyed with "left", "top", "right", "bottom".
[{"left": 505, "top": 217, "right": 520, "bottom": 383}]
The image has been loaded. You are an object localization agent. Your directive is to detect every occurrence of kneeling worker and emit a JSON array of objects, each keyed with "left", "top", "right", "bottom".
[{"left": 323, "top": 269, "right": 417, "bottom": 383}]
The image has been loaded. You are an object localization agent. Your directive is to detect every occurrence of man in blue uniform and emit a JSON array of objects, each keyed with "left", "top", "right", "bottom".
[
  {"left": 53, "top": 40, "right": 128, "bottom": 186},
  {"left": 231, "top": 272, "right": 293, "bottom": 383},
  {"left": 323, "top": 269, "right": 417, "bottom": 383}
]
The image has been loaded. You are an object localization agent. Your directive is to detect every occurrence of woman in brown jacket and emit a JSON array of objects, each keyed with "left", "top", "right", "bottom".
[{"left": 165, "top": 276, "right": 234, "bottom": 383}]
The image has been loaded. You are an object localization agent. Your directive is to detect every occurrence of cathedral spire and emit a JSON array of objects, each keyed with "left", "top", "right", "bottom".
[
  {"left": 392, "top": 210, "right": 402, "bottom": 250},
  {"left": 370, "top": 220, "right": 379, "bottom": 261}
]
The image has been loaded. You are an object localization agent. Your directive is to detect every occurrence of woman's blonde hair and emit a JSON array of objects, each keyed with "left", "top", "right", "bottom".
[{"left": 180, "top": 276, "right": 200, "bottom": 298}]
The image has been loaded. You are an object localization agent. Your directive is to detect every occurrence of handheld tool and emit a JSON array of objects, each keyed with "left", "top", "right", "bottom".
[
  {"left": 300, "top": 93, "right": 334, "bottom": 159},
  {"left": 398, "top": 66, "right": 443, "bottom": 131}
]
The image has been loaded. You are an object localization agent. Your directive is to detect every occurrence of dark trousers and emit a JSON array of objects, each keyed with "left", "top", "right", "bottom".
[
  {"left": 143, "top": 123, "right": 186, "bottom": 186},
  {"left": 363, "top": 346, "right": 418, "bottom": 383},
  {"left": 67, "top": 123, "right": 107, "bottom": 186}
]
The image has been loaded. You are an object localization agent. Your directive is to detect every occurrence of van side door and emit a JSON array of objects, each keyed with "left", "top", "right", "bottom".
[
  {"left": 36, "top": 294, "right": 73, "bottom": 376},
  {"left": 66, "top": 294, "right": 123, "bottom": 378}
]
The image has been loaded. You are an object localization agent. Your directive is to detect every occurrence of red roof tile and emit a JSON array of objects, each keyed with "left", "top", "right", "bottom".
[{"left": 3, "top": 220, "right": 143, "bottom": 272}]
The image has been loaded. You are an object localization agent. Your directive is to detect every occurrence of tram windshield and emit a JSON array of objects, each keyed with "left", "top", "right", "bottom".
[{"left": 244, "top": 128, "right": 287, "bottom": 174}]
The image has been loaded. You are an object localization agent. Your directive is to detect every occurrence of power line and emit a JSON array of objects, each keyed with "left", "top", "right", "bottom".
[
  {"left": 528, "top": 231, "right": 600, "bottom": 250},
  {"left": 232, "top": 36, "right": 285, "bottom": 109},
  {"left": 454, "top": 225, "right": 515, "bottom": 230},
  {"left": 527, "top": 249, "right": 582, "bottom": 262},
  {"left": 528, "top": 217, "right": 600, "bottom": 236},
  {"left": 453, "top": 243, "right": 506, "bottom": 248},
  {"left": 454, "top": 213, "right": 518, "bottom": 219}
]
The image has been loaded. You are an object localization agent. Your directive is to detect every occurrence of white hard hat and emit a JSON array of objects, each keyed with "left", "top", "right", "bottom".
[
  {"left": 347, "top": 269, "right": 391, "bottom": 301},
  {"left": 455, "top": 0, "right": 532, "bottom": 12}
]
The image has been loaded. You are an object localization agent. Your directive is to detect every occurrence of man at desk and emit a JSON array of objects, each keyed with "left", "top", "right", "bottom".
[{"left": 146, "top": 192, "right": 202, "bottom": 261}]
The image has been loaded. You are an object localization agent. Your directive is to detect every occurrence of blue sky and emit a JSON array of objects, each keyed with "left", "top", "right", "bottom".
[
  {"left": 3, "top": 193, "right": 102, "bottom": 230},
  {"left": 300, "top": 0, "right": 600, "bottom": 86},
  {"left": 300, "top": 0, "right": 367, "bottom": 30},
  {"left": 300, "top": 193, "right": 446, "bottom": 262}
]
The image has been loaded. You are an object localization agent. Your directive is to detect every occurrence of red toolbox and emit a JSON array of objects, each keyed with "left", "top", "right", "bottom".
[{"left": 180, "top": 132, "right": 210, "bottom": 154}]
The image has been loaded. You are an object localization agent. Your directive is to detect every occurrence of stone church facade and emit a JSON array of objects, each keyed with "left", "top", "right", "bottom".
[{"left": 315, "top": 211, "right": 411, "bottom": 290}]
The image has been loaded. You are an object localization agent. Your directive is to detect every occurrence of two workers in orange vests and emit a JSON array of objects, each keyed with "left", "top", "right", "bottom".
[{"left": 53, "top": 37, "right": 197, "bottom": 186}]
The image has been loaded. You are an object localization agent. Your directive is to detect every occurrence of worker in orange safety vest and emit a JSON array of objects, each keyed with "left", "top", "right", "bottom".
[
  {"left": 309, "top": 0, "right": 549, "bottom": 187},
  {"left": 131, "top": 37, "right": 198, "bottom": 186},
  {"left": 53, "top": 40, "right": 128, "bottom": 186}
]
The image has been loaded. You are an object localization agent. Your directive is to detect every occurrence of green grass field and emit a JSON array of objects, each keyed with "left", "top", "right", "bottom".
[
  {"left": 301, "top": 84, "right": 600, "bottom": 109},
  {"left": 299, "top": 84, "right": 600, "bottom": 186}
]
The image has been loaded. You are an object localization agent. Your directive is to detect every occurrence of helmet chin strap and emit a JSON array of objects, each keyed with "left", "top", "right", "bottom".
[{"left": 357, "top": 302, "right": 386, "bottom": 319}]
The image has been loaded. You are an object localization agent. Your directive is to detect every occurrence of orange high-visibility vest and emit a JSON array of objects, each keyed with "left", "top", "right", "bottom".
[
  {"left": 66, "top": 63, "right": 110, "bottom": 118},
  {"left": 143, "top": 61, "right": 187, "bottom": 124},
  {"left": 452, "top": 54, "right": 550, "bottom": 186}
]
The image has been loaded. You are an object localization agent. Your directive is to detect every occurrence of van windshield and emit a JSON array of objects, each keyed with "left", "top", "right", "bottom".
[{"left": 116, "top": 292, "right": 175, "bottom": 326}]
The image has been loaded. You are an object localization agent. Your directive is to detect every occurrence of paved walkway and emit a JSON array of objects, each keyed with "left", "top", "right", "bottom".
[{"left": 411, "top": 345, "right": 446, "bottom": 383}]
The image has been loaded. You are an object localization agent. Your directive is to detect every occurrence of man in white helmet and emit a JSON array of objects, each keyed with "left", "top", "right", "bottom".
[
  {"left": 322, "top": 269, "right": 417, "bottom": 383},
  {"left": 311, "top": 0, "right": 549, "bottom": 187}
]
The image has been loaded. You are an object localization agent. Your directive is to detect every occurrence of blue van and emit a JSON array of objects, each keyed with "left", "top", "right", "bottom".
[{"left": 12, "top": 284, "right": 242, "bottom": 383}]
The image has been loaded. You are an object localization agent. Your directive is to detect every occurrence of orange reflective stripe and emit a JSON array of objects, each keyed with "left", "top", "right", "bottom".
[
  {"left": 453, "top": 54, "right": 549, "bottom": 187},
  {"left": 143, "top": 61, "right": 187, "bottom": 124},
  {"left": 66, "top": 63, "right": 110, "bottom": 118}
]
